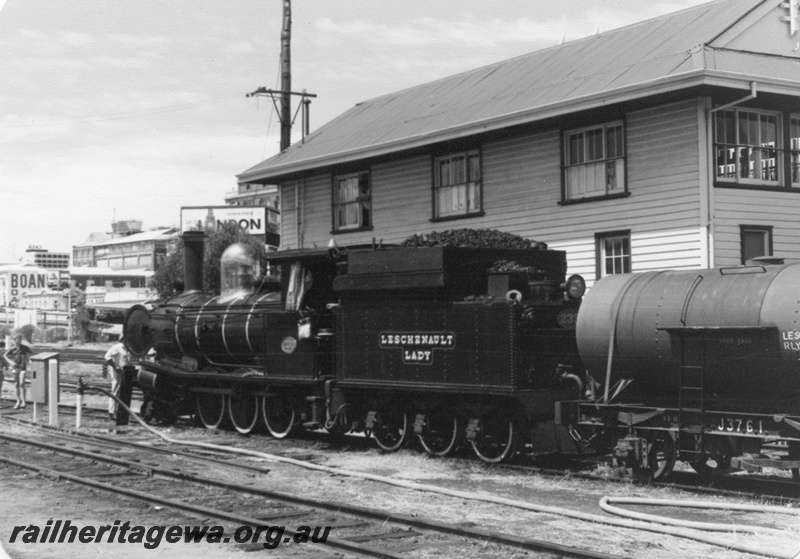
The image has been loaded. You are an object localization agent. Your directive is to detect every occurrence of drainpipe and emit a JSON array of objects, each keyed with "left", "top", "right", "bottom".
[
  {"left": 703, "top": 81, "right": 758, "bottom": 268},
  {"left": 709, "top": 81, "right": 758, "bottom": 115}
]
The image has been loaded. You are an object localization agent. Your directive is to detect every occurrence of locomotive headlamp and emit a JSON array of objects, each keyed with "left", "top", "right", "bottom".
[{"left": 563, "top": 274, "right": 586, "bottom": 299}]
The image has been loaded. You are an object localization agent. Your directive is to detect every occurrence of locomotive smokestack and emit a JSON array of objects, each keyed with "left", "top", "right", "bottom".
[{"left": 182, "top": 231, "right": 206, "bottom": 293}]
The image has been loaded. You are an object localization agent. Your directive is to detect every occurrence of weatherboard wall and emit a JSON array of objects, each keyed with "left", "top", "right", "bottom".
[
  {"left": 713, "top": 187, "right": 800, "bottom": 266},
  {"left": 277, "top": 98, "right": 706, "bottom": 283}
]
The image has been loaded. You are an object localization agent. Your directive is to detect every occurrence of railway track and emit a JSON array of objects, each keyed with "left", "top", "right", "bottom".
[
  {"left": 7, "top": 373, "right": 800, "bottom": 509},
  {"left": 33, "top": 346, "right": 107, "bottom": 365},
  {"left": 0, "top": 416, "right": 627, "bottom": 559},
  {"left": 37, "top": 345, "right": 800, "bottom": 502}
]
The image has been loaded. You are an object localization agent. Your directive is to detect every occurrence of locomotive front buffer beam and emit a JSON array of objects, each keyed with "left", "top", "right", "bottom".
[{"left": 557, "top": 400, "right": 800, "bottom": 478}]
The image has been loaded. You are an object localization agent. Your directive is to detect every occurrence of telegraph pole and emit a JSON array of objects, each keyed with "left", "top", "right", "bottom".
[
  {"left": 279, "top": 0, "right": 292, "bottom": 151},
  {"left": 247, "top": 0, "right": 316, "bottom": 152}
]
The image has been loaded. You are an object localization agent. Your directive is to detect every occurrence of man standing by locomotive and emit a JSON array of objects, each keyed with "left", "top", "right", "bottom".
[
  {"left": 4, "top": 334, "right": 31, "bottom": 409},
  {"left": 103, "top": 337, "right": 130, "bottom": 421}
]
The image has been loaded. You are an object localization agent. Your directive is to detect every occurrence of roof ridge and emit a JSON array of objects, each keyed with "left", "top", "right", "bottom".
[
  {"left": 347, "top": 0, "right": 754, "bottom": 111},
  {"left": 706, "top": 0, "right": 770, "bottom": 45}
]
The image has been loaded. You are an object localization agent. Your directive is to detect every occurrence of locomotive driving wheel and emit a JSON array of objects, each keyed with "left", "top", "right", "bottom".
[
  {"left": 370, "top": 409, "right": 409, "bottom": 452},
  {"left": 228, "top": 392, "right": 260, "bottom": 435},
  {"left": 418, "top": 410, "right": 462, "bottom": 457},
  {"left": 196, "top": 392, "right": 227, "bottom": 430},
  {"left": 262, "top": 395, "right": 297, "bottom": 439},
  {"left": 470, "top": 415, "right": 517, "bottom": 464}
]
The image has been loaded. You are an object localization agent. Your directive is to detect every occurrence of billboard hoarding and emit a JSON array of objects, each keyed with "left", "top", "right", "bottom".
[{"left": 181, "top": 206, "right": 270, "bottom": 236}]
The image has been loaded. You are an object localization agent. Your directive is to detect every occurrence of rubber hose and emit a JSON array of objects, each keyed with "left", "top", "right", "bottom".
[{"left": 599, "top": 496, "right": 795, "bottom": 534}]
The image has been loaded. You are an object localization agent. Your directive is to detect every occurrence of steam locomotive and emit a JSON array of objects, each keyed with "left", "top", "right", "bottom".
[{"left": 123, "top": 231, "right": 800, "bottom": 478}]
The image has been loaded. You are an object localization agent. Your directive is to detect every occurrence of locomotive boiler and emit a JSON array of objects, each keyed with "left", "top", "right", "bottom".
[
  {"left": 567, "top": 264, "right": 800, "bottom": 479},
  {"left": 124, "top": 231, "right": 587, "bottom": 463}
]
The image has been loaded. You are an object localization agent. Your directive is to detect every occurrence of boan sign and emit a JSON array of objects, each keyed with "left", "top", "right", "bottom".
[
  {"left": 0, "top": 266, "right": 49, "bottom": 308},
  {"left": 180, "top": 206, "right": 271, "bottom": 236}
]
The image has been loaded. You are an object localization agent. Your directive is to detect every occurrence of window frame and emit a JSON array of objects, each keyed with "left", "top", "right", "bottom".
[
  {"left": 595, "top": 230, "right": 632, "bottom": 279},
  {"left": 790, "top": 114, "right": 800, "bottom": 187},
  {"left": 561, "top": 120, "right": 628, "bottom": 204},
  {"left": 713, "top": 108, "right": 784, "bottom": 189},
  {"left": 431, "top": 149, "right": 484, "bottom": 221},
  {"left": 739, "top": 224, "right": 773, "bottom": 265},
  {"left": 331, "top": 170, "right": 372, "bottom": 233}
]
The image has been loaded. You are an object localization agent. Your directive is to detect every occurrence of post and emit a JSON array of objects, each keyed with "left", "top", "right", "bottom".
[
  {"left": 76, "top": 390, "right": 82, "bottom": 429},
  {"left": 67, "top": 288, "right": 72, "bottom": 343},
  {"left": 115, "top": 365, "right": 137, "bottom": 426},
  {"left": 75, "top": 377, "right": 83, "bottom": 429},
  {"left": 48, "top": 358, "right": 58, "bottom": 426}
]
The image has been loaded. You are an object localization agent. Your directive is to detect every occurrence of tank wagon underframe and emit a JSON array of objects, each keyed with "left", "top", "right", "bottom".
[
  {"left": 571, "top": 265, "right": 800, "bottom": 479},
  {"left": 561, "top": 400, "right": 800, "bottom": 476}
]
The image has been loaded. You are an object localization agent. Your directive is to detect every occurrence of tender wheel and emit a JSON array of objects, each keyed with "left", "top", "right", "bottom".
[
  {"left": 228, "top": 393, "right": 260, "bottom": 435},
  {"left": 470, "top": 417, "right": 517, "bottom": 463},
  {"left": 196, "top": 392, "right": 227, "bottom": 430},
  {"left": 787, "top": 441, "right": 799, "bottom": 481},
  {"left": 372, "top": 410, "right": 409, "bottom": 452},
  {"left": 644, "top": 431, "right": 676, "bottom": 481},
  {"left": 262, "top": 395, "right": 296, "bottom": 439},
  {"left": 419, "top": 411, "right": 462, "bottom": 457}
]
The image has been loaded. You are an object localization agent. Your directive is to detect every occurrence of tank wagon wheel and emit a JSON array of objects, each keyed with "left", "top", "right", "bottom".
[
  {"left": 644, "top": 431, "right": 676, "bottom": 481},
  {"left": 261, "top": 395, "right": 297, "bottom": 439},
  {"left": 470, "top": 415, "right": 517, "bottom": 464},
  {"left": 418, "top": 410, "right": 463, "bottom": 457},
  {"left": 196, "top": 392, "right": 227, "bottom": 430},
  {"left": 227, "top": 392, "right": 260, "bottom": 435},
  {"left": 371, "top": 410, "right": 409, "bottom": 452},
  {"left": 689, "top": 438, "right": 733, "bottom": 478}
]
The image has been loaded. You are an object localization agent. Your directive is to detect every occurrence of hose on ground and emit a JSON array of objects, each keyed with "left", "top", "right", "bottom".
[{"left": 80, "top": 383, "right": 800, "bottom": 559}]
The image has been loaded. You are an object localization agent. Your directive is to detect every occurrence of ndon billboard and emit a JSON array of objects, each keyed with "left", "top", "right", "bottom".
[{"left": 181, "top": 206, "right": 269, "bottom": 236}]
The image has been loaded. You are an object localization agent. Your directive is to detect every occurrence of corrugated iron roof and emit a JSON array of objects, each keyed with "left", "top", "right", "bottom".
[{"left": 239, "top": 0, "right": 793, "bottom": 182}]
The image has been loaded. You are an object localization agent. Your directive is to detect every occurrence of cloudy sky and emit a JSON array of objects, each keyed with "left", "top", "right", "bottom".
[{"left": 0, "top": 0, "right": 710, "bottom": 263}]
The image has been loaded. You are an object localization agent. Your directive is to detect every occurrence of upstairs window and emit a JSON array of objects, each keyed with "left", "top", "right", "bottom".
[
  {"left": 791, "top": 115, "right": 800, "bottom": 187},
  {"left": 434, "top": 151, "right": 482, "bottom": 219},
  {"left": 564, "top": 122, "right": 625, "bottom": 201},
  {"left": 333, "top": 171, "right": 371, "bottom": 232},
  {"left": 714, "top": 109, "right": 781, "bottom": 186}
]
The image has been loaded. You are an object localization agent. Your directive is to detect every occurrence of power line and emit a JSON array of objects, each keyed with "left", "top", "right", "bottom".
[{"left": 0, "top": 94, "right": 242, "bottom": 129}]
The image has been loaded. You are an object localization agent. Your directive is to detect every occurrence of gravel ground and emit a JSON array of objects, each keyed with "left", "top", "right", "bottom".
[{"left": 0, "top": 361, "right": 798, "bottom": 559}]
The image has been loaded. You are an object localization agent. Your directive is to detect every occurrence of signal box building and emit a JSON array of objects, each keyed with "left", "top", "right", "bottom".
[{"left": 238, "top": 0, "right": 800, "bottom": 285}]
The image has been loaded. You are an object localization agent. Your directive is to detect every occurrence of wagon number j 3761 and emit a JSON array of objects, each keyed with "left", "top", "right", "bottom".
[{"left": 717, "top": 417, "right": 763, "bottom": 434}]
